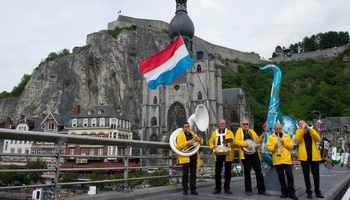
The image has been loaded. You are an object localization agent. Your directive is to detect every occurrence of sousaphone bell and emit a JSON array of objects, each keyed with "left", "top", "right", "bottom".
[{"left": 169, "top": 104, "right": 209, "bottom": 156}]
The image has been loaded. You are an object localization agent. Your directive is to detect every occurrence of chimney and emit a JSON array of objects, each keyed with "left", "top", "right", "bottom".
[
  {"left": 42, "top": 113, "right": 47, "bottom": 119},
  {"left": 20, "top": 114, "right": 25, "bottom": 121},
  {"left": 74, "top": 105, "right": 81, "bottom": 114}
]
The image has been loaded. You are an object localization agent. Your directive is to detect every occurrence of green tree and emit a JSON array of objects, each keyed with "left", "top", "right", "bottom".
[
  {"left": 26, "top": 159, "right": 47, "bottom": 184},
  {"left": 90, "top": 168, "right": 106, "bottom": 191},
  {"left": 60, "top": 167, "right": 76, "bottom": 189}
]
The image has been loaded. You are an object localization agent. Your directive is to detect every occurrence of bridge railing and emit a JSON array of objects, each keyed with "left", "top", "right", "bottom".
[{"left": 0, "top": 128, "right": 232, "bottom": 199}]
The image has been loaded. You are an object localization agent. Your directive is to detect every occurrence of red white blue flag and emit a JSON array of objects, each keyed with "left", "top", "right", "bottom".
[{"left": 138, "top": 36, "right": 194, "bottom": 90}]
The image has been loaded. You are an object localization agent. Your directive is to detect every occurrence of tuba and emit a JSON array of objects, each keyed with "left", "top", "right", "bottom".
[{"left": 169, "top": 104, "right": 209, "bottom": 156}]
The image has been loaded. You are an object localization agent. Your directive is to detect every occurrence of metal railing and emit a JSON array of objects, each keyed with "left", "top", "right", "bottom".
[{"left": 0, "top": 128, "right": 231, "bottom": 199}]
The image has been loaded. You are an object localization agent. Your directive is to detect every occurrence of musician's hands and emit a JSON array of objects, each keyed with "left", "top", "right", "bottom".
[
  {"left": 246, "top": 143, "right": 253, "bottom": 150},
  {"left": 188, "top": 139, "right": 195, "bottom": 145},
  {"left": 194, "top": 136, "right": 201, "bottom": 142},
  {"left": 278, "top": 137, "right": 284, "bottom": 143},
  {"left": 262, "top": 132, "right": 267, "bottom": 137}
]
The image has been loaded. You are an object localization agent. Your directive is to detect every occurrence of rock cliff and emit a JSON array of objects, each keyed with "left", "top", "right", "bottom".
[{"left": 0, "top": 27, "right": 171, "bottom": 124}]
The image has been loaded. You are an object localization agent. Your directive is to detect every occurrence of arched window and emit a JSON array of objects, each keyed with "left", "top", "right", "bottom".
[
  {"left": 196, "top": 64, "right": 202, "bottom": 72},
  {"left": 150, "top": 134, "right": 158, "bottom": 154},
  {"left": 198, "top": 92, "right": 202, "bottom": 100},
  {"left": 151, "top": 117, "right": 157, "bottom": 126},
  {"left": 153, "top": 96, "right": 157, "bottom": 104},
  {"left": 167, "top": 102, "right": 186, "bottom": 132}
]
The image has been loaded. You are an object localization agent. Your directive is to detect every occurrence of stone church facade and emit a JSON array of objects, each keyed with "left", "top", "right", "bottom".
[
  {"left": 141, "top": 1, "right": 253, "bottom": 153},
  {"left": 141, "top": 48, "right": 253, "bottom": 147}
]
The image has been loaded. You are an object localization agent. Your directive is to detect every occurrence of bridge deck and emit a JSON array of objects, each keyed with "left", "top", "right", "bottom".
[{"left": 68, "top": 167, "right": 350, "bottom": 200}]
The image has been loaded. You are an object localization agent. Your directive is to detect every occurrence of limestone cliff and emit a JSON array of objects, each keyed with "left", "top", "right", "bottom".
[{"left": 0, "top": 27, "right": 171, "bottom": 124}]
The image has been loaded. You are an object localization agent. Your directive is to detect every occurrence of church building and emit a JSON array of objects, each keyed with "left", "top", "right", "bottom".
[{"left": 141, "top": 0, "right": 253, "bottom": 151}]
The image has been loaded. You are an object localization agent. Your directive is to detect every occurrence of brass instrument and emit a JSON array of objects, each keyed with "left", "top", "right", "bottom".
[
  {"left": 169, "top": 104, "right": 209, "bottom": 156},
  {"left": 277, "top": 133, "right": 283, "bottom": 157},
  {"left": 181, "top": 132, "right": 200, "bottom": 152}
]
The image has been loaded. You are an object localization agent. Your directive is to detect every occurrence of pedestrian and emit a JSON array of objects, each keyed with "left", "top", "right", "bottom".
[
  {"left": 266, "top": 122, "right": 298, "bottom": 200},
  {"left": 176, "top": 121, "right": 203, "bottom": 195},
  {"left": 295, "top": 120, "right": 324, "bottom": 199},
  {"left": 235, "top": 119, "right": 270, "bottom": 196},
  {"left": 208, "top": 119, "right": 235, "bottom": 194}
]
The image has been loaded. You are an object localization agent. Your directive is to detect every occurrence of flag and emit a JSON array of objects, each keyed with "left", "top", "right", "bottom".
[
  {"left": 138, "top": 36, "right": 194, "bottom": 90},
  {"left": 118, "top": 10, "right": 121, "bottom": 14}
]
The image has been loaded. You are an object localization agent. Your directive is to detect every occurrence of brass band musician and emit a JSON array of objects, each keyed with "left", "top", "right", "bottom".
[
  {"left": 209, "top": 119, "right": 234, "bottom": 194},
  {"left": 295, "top": 120, "right": 324, "bottom": 199},
  {"left": 235, "top": 119, "right": 269, "bottom": 196},
  {"left": 266, "top": 122, "right": 298, "bottom": 200},
  {"left": 176, "top": 122, "right": 203, "bottom": 195}
]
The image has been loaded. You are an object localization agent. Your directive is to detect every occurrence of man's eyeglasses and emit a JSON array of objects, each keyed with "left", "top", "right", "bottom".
[{"left": 242, "top": 123, "right": 249, "bottom": 125}]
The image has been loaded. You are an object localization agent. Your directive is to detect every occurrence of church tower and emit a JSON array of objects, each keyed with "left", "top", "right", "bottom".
[{"left": 141, "top": 0, "right": 223, "bottom": 158}]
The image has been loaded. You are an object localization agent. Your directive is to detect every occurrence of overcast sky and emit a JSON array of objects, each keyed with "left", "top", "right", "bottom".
[{"left": 1, "top": 0, "right": 349, "bottom": 92}]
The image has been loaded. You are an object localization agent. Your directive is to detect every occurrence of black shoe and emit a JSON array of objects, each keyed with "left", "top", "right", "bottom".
[
  {"left": 183, "top": 191, "right": 188, "bottom": 195},
  {"left": 315, "top": 193, "right": 324, "bottom": 198},
  {"left": 245, "top": 191, "right": 253, "bottom": 196},
  {"left": 307, "top": 194, "right": 313, "bottom": 199},
  {"left": 191, "top": 190, "right": 198, "bottom": 195},
  {"left": 280, "top": 193, "right": 288, "bottom": 198},
  {"left": 289, "top": 193, "right": 298, "bottom": 200},
  {"left": 213, "top": 189, "right": 220, "bottom": 194},
  {"left": 225, "top": 189, "right": 232, "bottom": 194}
]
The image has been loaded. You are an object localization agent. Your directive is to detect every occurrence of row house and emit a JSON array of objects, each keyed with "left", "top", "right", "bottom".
[
  {"left": 0, "top": 104, "right": 139, "bottom": 184},
  {"left": 62, "top": 104, "right": 139, "bottom": 172},
  {"left": 1, "top": 115, "right": 43, "bottom": 167}
]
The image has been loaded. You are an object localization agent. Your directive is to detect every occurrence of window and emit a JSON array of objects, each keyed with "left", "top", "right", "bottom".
[
  {"left": 25, "top": 148, "right": 29, "bottom": 154},
  {"left": 70, "top": 149, "right": 75, "bottom": 155},
  {"left": 196, "top": 64, "right": 202, "bottom": 72},
  {"left": 100, "top": 118, "right": 105, "bottom": 127},
  {"left": 98, "top": 148, "right": 103, "bottom": 155},
  {"left": 111, "top": 118, "right": 117, "bottom": 129},
  {"left": 198, "top": 92, "right": 202, "bottom": 100},
  {"left": 72, "top": 119, "right": 77, "bottom": 127},
  {"left": 83, "top": 119, "right": 88, "bottom": 127},
  {"left": 4, "top": 141, "right": 8, "bottom": 151},
  {"left": 48, "top": 122, "right": 54, "bottom": 130},
  {"left": 18, "top": 148, "right": 22, "bottom": 154},
  {"left": 91, "top": 118, "right": 96, "bottom": 127},
  {"left": 32, "top": 148, "right": 39, "bottom": 154},
  {"left": 112, "top": 147, "right": 117, "bottom": 155},
  {"left": 81, "top": 149, "right": 86, "bottom": 155},
  {"left": 89, "top": 149, "right": 94, "bottom": 155},
  {"left": 153, "top": 96, "right": 157, "bottom": 104},
  {"left": 151, "top": 117, "right": 157, "bottom": 126}
]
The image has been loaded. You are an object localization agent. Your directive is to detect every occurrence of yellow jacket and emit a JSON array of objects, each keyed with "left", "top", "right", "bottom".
[
  {"left": 234, "top": 127, "right": 264, "bottom": 159},
  {"left": 266, "top": 133, "right": 294, "bottom": 165},
  {"left": 208, "top": 128, "right": 235, "bottom": 161},
  {"left": 295, "top": 128, "right": 322, "bottom": 161},
  {"left": 176, "top": 130, "right": 203, "bottom": 166}
]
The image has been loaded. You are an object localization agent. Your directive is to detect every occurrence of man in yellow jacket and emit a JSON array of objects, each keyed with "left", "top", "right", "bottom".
[
  {"left": 235, "top": 119, "right": 269, "bottom": 196},
  {"left": 295, "top": 120, "right": 324, "bottom": 199},
  {"left": 266, "top": 122, "right": 298, "bottom": 200},
  {"left": 208, "top": 119, "right": 234, "bottom": 194},
  {"left": 176, "top": 122, "right": 203, "bottom": 195}
]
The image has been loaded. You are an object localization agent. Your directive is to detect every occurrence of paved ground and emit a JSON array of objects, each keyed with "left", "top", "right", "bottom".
[{"left": 68, "top": 166, "right": 350, "bottom": 200}]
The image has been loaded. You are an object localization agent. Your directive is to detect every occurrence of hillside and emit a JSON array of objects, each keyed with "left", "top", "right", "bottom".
[{"left": 221, "top": 49, "right": 350, "bottom": 131}]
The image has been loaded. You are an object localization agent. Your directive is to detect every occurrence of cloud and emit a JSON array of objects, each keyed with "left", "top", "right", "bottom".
[{"left": 0, "top": 0, "right": 349, "bottom": 92}]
